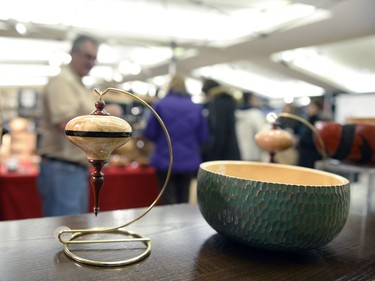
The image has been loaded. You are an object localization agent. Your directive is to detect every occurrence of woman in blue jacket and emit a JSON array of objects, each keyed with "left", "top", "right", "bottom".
[{"left": 144, "top": 75, "right": 209, "bottom": 204}]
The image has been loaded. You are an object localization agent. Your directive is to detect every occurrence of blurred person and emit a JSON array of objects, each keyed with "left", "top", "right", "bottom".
[
  {"left": 296, "top": 99, "right": 325, "bottom": 168},
  {"left": 235, "top": 92, "right": 267, "bottom": 161},
  {"left": 201, "top": 79, "right": 241, "bottom": 161},
  {"left": 37, "top": 35, "right": 122, "bottom": 216},
  {"left": 278, "top": 103, "right": 300, "bottom": 134},
  {"left": 144, "top": 75, "right": 209, "bottom": 204}
]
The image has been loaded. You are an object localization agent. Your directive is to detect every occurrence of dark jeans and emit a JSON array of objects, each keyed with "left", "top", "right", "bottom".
[
  {"left": 38, "top": 158, "right": 89, "bottom": 216},
  {"left": 156, "top": 170, "right": 195, "bottom": 205}
]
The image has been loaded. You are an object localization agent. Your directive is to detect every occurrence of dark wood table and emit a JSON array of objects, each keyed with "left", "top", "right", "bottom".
[{"left": 0, "top": 201, "right": 374, "bottom": 280}]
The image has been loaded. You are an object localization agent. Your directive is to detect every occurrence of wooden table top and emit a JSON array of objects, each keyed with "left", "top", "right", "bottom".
[{"left": 0, "top": 203, "right": 374, "bottom": 281}]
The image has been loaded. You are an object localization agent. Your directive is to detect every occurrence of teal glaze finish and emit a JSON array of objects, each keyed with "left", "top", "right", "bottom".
[{"left": 197, "top": 168, "right": 350, "bottom": 251}]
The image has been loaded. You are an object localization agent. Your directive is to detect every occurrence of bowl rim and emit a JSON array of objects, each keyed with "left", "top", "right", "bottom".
[{"left": 199, "top": 160, "right": 350, "bottom": 187}]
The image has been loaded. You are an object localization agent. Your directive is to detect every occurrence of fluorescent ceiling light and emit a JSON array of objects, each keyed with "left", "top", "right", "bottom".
[
  {"left": 128, "top": 47, "right": 173, "bottom": 67},
  {"left": 15, "top": 22, "right": 27, "bottom": 35},
  {"left": 120, "top": 81, "right": 155, "bottom": 96},
  {"left": 89, "top": 66, "right": 115, "bottom": 82},
  {"left": 97, "top": 44, "right": 120, "bottom": 64},
  {"left": 0, "top": 37, "right": 173, "bottom": 70},
  {"left": 0, "top": 1, "right": 329, "bottom": 45},
  {"left": 118, "top": 61, "right": 142, "bottom": 76},
  {"left": 0, "top": 0, "right": 334, "bottom": 94},
  {"left": 0, "top": 38, "right": 69, "bottom": 62},
  {"left": 148, "top": 76, "right": 168, "bottom": 89},
  {"left": 272, "top": 48, "right": 375, "bottom": 93},
  {"left": 0, "top": 64, "right": 60, "bottom": 77},
  {"left": 0, "top": 0, "right": 86, "bottom": 25},
  {"left": 0, "top": 64, "right": 59, "bottom": 87},
  {"left": 0, "top": 77, "right": 48, "bottom": 87},
  {"left": 194, "top": 64, "right": 324, "bottom": 99}
]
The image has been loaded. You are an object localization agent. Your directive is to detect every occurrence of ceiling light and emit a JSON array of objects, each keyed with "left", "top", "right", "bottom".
[
  {"left": 148, "top": 76, "right": 168, "bottom": 88},
  {"left": 120, "top": 81, "right": 155, "bottom": 96},
  {"left": 97, "top": 44, "right": 119, "bottom": 64},
  {"left": 130, "top": 81, "right": 152, "bottom": 96},
  {"left": 0, "top": 77, "right": 48, "bottom": 87},
  {"left": 112, "top": 71, "right": 123, "bottom": 83},
  {"left": 128, "top": 47, "right": 172, "bottom": 67},
  {"left": 15, "top": 22, "right": 27, "bottom": 35},
  {"left": 89, "top": 66, "right": 114, "bottom": 82},
  {"left": 185, "top": 78, "right": 203, "bottom": 96},
  {"left": 0, "top": 0, "right": 86, "bottom": 24},
  {"left": 194, "top": 65, "right": 324, "bottom": 99},
  {"left": 283, "top": 96, "right": 294, "bottom": 104},
  {"left": 0, "top": 64, "right": 60, "bottom": 77},
  {"left": 118, "top": 61, "right": 142, "bottom": 76},
  {"left": 297, "top": 96, "right": 311, "bottom": 107},
  {"left": 49, "top": 52, "right": 71, "bottom": 66},
  {"left": 0, "top": 1, "right": 329, "bottom": 45},
  {"left": 0, "top": 37, "right": 69, "bottom": 62},
  {"left": 273, "top": 47, "right": 375, "bottom": 93},
  {"left": 148, "top": 87, "right": 157, "bottom": 97}
]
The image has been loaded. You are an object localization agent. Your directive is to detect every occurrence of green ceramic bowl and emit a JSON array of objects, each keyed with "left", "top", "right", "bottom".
[{"left": 197, "top": 161, "right": 350, "bottom": 251}]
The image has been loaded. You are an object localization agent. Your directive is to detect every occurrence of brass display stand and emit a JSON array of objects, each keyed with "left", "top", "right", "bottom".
[{"left": 56, "top": 88, "right": 173, "bottom": 267}]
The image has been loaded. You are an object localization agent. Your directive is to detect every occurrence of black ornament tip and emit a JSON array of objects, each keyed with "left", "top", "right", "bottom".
[{"left": 94, "top": 207, "right": 100, "bottom": 217}]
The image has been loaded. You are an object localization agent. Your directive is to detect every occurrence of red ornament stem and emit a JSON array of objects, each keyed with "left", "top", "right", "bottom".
[
  {"left": 269, "top": 151, "right": 276, "bottom": 163},
  {"left": 88, "top": 159, "right": 108, "bottom": 216}
]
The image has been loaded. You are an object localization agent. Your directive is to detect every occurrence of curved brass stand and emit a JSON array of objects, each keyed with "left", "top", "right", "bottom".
[{"left": 57, "top": 88, "right": 173, "bottom": 267}]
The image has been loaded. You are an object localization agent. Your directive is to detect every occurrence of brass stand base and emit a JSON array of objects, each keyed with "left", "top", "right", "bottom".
[{"left": 62, "top": 229, "right": 151, "bottom": 267}]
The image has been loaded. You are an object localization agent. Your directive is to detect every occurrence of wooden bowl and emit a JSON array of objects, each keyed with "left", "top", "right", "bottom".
[{"left": 197, "top": 161, "right": 350, "bottom": 251}]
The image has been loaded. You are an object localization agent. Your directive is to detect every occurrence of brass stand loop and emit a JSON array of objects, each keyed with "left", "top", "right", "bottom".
[
  {"left": 58, "top": 87, "right": 173, "bottom": 267},
  {"left": 62, "top": 229, "right": 152, "bottom": 267}
]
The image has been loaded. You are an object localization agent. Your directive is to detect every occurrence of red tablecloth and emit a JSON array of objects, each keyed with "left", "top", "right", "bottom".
[
  {"left": 0, "top": 163, "right": 159, "bottom": 221},
  {"left": 89, "top": 165, "right": 160, "bottom": 212},
  {"left": 0, "top": 164, "right": 41, "bottom": 220}
]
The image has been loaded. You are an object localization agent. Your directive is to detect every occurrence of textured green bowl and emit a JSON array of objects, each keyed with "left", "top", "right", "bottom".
[{"left": 197, "top": 161, "right": 350, "bottom": 251}]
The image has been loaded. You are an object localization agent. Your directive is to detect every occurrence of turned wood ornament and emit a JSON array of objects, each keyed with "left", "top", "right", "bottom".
[
  {"left": 255, "top": 123, "right": 294, "bottom": 163},
  {"left": 65, "top": 97, "right": 132, "bottom": 216}
]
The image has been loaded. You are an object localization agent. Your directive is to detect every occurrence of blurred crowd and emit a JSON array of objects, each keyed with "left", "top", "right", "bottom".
[{"left": 0, "top": 34, "right": 331, "bottom": 214}]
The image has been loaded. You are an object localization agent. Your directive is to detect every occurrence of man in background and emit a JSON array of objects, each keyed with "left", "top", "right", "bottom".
[{"left": 37, "top": 35, "right": 103, "bottom": 216}]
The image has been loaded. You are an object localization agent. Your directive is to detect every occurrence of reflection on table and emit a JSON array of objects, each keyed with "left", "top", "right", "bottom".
[
  {"left": 0, "top": 163, "right": 159, "bottom": 220},
  {"left": 0, "top": 202, "right": 374, "bottom": 280}
]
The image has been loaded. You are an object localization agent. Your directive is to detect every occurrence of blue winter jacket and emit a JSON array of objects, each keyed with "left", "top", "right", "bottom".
[{"left": 144, "top": 91, "right": 209, "bottom": 172}]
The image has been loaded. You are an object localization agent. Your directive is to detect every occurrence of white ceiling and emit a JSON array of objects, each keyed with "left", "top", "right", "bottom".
[{"left": 0, "top": 0, "right": 374, "bottom": 101}]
